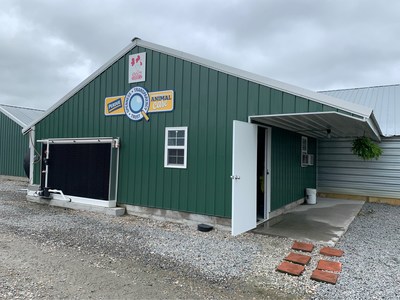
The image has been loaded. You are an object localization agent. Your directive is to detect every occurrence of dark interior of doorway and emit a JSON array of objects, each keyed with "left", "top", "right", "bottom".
[
  {"left": 257, "top": 127, "right": 265, "bottom": 221},
  {"left": 41, "top": 143, "right": 111, "bottom": 200}
]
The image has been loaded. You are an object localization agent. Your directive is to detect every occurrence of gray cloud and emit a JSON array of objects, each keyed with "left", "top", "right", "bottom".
[{"left": 0, "top": 0, "right": 399, "bottom": 109}]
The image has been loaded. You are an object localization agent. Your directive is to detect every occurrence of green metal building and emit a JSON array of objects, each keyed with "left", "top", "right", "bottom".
[
  {"left": 23, "top": 39, "right": 380, "bottom": 235},
  {"left": 0, "top": 104, "right": 44, "bottom": 178}
]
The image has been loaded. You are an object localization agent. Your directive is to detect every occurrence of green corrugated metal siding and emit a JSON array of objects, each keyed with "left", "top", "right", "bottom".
[
  {"left": 271, "top": 128, "right": 316, "bottom": 210},
  {"left": 33, "top": 45, "right": 321, "bottom": 217},
  {"left": 0, "top": 112, "right": 28, "bottom": 177}
]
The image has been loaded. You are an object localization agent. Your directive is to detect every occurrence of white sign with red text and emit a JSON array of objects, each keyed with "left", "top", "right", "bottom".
[{"left": 128, "top": 52, "right": 146, "bottom": 83}]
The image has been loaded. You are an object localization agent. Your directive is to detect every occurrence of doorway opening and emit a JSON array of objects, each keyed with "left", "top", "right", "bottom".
[{"left": 257, "top": 126, "right": 270, "bottom": 222}]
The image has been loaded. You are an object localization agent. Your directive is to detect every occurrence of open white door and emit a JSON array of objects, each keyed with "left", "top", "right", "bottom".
[{"left": 231, "top": 120, "right": 257, "bottom": 236}]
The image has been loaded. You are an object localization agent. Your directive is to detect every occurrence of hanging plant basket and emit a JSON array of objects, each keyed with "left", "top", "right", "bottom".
[{"left": 352, "top": 136, "right": 383, "bottom": 160}]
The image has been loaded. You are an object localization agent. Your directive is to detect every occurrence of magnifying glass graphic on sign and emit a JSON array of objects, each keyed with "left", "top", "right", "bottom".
[{"left": 130, "top": 94, "right": 150, "bottom": 121}]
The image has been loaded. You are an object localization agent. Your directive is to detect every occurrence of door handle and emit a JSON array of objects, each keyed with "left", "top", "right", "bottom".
[{"left": 230, "top": 175, "right": 240, "bottom": 180}]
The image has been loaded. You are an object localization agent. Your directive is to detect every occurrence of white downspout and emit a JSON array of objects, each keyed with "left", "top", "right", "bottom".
[{"left": 29, "top": 126, "right": 35, "bottom": 185}]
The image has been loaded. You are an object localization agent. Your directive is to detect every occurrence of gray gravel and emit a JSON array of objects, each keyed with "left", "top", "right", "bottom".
[
  {"left": 0, "top": 178, "right": 315, "bottom": 299},
  {"left": 1, "top": 178, "right": 399, "bottom": 299},
  {"left": 313, "top": 203, "right": 400, "bottom": 300}
]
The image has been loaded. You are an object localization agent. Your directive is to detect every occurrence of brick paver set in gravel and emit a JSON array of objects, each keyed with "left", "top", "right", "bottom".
[{"left": 276, "top": 241, "right": 343, "bottom": 285}]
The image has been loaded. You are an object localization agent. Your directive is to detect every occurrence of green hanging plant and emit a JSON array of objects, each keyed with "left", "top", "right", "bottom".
[{"left": 352, "top": 136, "right": 383, "bottom": 160}]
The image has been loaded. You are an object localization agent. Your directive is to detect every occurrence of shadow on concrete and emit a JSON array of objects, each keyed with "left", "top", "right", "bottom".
[{"left": 252, "top": 198, "right": 364, "bottom": 245}]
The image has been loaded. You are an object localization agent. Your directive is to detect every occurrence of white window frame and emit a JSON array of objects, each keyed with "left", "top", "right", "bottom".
[
  {"left": 164, "top": 126, "right": 188, "bottom": 169},
  {"left": 301, "top": 136, "right": 308, "bottom": 167}
]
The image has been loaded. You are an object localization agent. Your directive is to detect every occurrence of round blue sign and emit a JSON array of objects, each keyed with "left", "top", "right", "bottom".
[{"left": 124, "top": 86, "right": 150, "bottom": 121}]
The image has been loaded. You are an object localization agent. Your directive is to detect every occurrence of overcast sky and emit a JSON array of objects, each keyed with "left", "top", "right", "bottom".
[{"left": 1, "top": 0, "right": 399, "bottom": 110}]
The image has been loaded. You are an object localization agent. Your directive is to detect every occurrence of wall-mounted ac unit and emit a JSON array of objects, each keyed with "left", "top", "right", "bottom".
[{"left": 307, "top": 154, "right": 314, "bottom": 166}]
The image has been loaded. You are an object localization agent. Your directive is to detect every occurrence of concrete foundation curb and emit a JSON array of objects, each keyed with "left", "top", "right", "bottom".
[{"left": 27, "top": 195, "right": 125, "bottom": 216}]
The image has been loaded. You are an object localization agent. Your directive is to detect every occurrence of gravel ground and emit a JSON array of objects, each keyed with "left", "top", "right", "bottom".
[
  {"left": 0, "top": 178, "right": 315, "bottom": 299},
  {"left": 313, "top": 203, "right": 400, "bottom": 299},
  {"left": 1, "top": 178, "right": 399, "bottom": 299}
]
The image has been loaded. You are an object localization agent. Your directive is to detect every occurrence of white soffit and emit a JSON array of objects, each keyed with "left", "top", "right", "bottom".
[{"left": 250, "top": 111, "right": 381, "bottom": 141}]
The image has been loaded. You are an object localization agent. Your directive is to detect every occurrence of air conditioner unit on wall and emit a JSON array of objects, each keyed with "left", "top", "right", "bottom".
[
  {"left": 301, "top": 153, "right": 314, "bottom": 167},
  {"left": 307, "top": 154, "right": 314, "bottom": 166}
]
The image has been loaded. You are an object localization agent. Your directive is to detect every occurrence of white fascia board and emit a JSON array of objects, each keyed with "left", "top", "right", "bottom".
[
  {"left": 22, "top": 38, "right": 373, "bottom": 133},
  {"left": 250, "top": 111, "right": 382, "bottom": 141},
  {"left": 136, "top": 40, "right": 373, "bottom": 118},
  {"left": 249, "top": 111, "right": 364, "bottom": 121},
  {"left": 367, "top": 112, "right": 382, "bottom": 141},
  {"left": 0, "top": 106, "right": 26, "bottom": 127},
  {"left": 22, "top": 41, "right": 139, "bottom": 134}
]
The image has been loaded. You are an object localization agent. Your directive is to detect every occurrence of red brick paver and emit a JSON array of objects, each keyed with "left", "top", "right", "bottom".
[
  {"left": 284, "top": 252, "right": 311, "bottom": 265},
  {"left": 276, "top": 261, "right": 305, "bottom": 276},
  {"left": 292, "top": 241, "right": 314, "bottom": 252},
  {"left": 317, "top": 260, "right": 342, "bottom": 272},
  {"left": 320, "top": 246, "right": 344, "bottom": 257},
  {"left": 311, "top": 269, "right": 339, "bottom": 284}
]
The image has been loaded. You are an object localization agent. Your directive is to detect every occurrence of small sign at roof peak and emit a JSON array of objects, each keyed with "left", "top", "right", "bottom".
[{"left": 128, "top": 52, "right": 146, "bottom": 83}]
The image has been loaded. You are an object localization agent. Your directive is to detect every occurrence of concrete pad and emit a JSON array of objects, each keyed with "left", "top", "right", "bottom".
[
  {"left": 284, "top": 252, "right": 311, "bottom": 265},
  {"left": 320, "top": 246, "right": 344, "bottom": 257},
  {"left": 27, "top": 195, "right": 125, "bottom": 216},
  {"left": 311, "top": 269, "right": 339, "bottom": 284},
  {"left": 253, "top": 198, "right": 364, "bottom": 245},
  {"left": 276, "top": 261, "right": 305, "bottom": 276}
]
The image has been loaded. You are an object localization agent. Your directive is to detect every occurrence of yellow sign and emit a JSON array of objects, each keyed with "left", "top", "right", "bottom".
[
  {"left": 105, "top": 96, "right": 125, "bottom": 116},
  {"left": 148, "top": 90, "right": 174, "bottom": 113}
]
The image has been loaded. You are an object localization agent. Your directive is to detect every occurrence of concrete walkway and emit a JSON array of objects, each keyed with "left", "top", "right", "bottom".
[{"left": 253, "top": 198, "right": 365, "bottom": 246}]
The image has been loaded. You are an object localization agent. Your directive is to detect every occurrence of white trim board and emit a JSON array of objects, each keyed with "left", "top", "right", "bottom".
[{"left": 23, "top": 38, "right": 374, "bottom": 134}]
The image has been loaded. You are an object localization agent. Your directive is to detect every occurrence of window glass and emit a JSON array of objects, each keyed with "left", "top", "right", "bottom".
[{"left": 165, "top": 127, "right": 187, "bottom": 168}]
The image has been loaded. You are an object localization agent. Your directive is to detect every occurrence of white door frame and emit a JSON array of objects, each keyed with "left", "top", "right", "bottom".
[
  {"left": 256, "top": 125, "right": 272, "bottom": 223},
  {"left": 264, "top": 126, "right": 271, "bottom": 221}
]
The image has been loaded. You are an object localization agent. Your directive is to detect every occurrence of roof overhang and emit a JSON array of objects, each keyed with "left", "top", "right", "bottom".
[
  {"left": 22, "top": 38, "right": 376, "bottom": 135},
  {"left": 250, "top": 111, "right": 381, "bottom": 141},
  {"left": 0, "top": 106, "right": 25, "bottom": 127}
]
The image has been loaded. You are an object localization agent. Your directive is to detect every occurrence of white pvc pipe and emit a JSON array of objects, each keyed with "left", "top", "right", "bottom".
[
  {"left": 48, "top": 189, "right": 70, "bottom": 202},
  {"left": 44, "top": 140, "right": 49, "bottom": 188}
]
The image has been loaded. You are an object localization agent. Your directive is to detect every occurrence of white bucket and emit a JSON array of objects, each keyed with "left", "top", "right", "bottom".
[{"left": 306, "top": 188, "right": 317, "bottom": 205}]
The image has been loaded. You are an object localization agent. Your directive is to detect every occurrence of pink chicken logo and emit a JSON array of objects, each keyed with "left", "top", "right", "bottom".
[{"left": 131, "top": 55, "right": 143, "bottom": 67}]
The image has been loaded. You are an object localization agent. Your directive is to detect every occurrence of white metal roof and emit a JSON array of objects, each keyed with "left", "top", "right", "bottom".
[
  {"left": 320, "top": 84, "right": 400, "bottom": 137},
  {"left": 0, "top": 104, "right": 44, "bottom": 128},
  {"left": 23, "top": 38, "right": 375, "bottom": 133}
]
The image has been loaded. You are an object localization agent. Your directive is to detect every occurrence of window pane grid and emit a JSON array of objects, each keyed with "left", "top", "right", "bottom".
[
  {"left": 168, "top": 130, "right": 185, "bottom": 146},
  {"left": 167, "top": 149, "right": 185, "bottom": 165},
  {"left": 165, "top": 127, "right": 187, "bottom": 168}
]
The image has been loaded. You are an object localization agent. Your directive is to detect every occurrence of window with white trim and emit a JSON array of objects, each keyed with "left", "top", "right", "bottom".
[
  {"left": 164, "top": 127, "right": 188, "bottom": 168},
  {"left": 301, "top": 136, "right": 308, "bottom": 167}
]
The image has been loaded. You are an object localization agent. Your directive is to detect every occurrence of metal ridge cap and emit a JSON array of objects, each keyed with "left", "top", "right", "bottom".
[
  {"left": 319, "top": 83, "right": 400, "bottom": 93},
  {"left": 136, "top": 39, "right": 372, "bottom": 118},
  {"left": 0, "top": 103, "right": 45, "bottom": 112}
]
